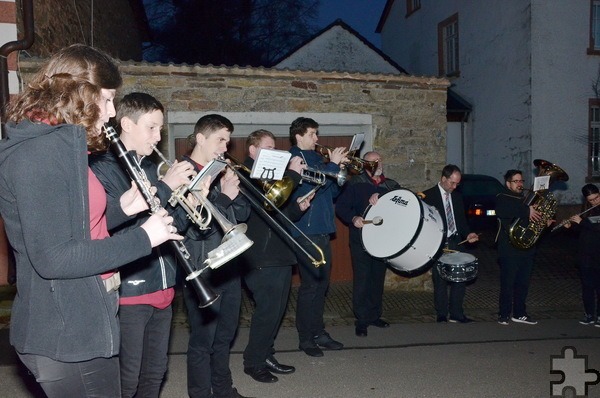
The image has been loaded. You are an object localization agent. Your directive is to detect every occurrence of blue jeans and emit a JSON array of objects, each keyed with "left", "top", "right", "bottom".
[
  {"left": 18, "top": 353, "right": 120, "bottom": 398},
  {"left": 119, "top": 303, "right": 173, "bottom": 398}
]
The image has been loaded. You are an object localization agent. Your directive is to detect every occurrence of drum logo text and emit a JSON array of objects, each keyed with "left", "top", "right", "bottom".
[{"left": 389, "top": 195, "right": 409, "bottom": 206}]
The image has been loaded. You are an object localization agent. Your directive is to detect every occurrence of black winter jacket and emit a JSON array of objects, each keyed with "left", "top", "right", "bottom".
[
  {"left": 89, "top": 150, "right": 190, "bottom": 297},
  {"left": 238, "top": 157, "right": 305, "bottom": 269}
]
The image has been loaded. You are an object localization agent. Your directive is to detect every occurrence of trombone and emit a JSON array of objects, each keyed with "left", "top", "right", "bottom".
[
  {"left": 218, "top": 155, "right": 327, "bottom": 267},
  {"left": 151, "top": 145, "right": 254, "bottom": 270},
  {"left": 224, "top": 153, "right": 295, "bottom": 210}
]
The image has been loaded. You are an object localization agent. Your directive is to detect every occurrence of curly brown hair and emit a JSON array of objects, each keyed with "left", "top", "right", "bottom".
[{"left": 5, "top": 44, "right": 122, "bottom": 151}]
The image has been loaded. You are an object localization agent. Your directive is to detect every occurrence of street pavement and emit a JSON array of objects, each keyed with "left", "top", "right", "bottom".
[{"left": 1, "top": 228, "right": 600, "bottom": 397}]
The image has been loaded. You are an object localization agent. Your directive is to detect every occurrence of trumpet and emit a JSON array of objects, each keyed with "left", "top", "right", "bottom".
[
  {"left": 314, "top": 143, "right": 363, "bottom": 174},
  {"left": 151, "top": 145, "right": 254, "bottom": 269},
  {"left": 218, "top": 155, "right": 326, "bottom": 267},
  {"left": 296, "top": 166, "right": 348, "bottom": 204},
  {"left": 104, "top": 126, "right": 219, "bottom": 308}
]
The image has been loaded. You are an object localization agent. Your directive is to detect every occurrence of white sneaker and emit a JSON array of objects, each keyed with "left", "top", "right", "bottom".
[{"left": 511, "top": 315, "right": 538, "bottom": 325}]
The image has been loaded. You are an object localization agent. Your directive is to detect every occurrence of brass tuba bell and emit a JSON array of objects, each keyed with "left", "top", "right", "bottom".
[{"left": 508, "top": 159, "right": 569, "bottom": 249}]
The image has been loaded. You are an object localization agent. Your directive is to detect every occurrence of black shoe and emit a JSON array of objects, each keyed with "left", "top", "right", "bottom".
[
  {"left": 299, "top": 341, "right": 324, "bottom": 357},
  {"left": 266, "top": 356, "right": 295, "bottom": 374},
  {"left": 449, "top": 316, "right": 474, "bottom": 324},
  {"left": 370, "top": 319, "right": 390, "bottom": 328},
  {"left": 313, "top": 331, "right": 344, "bottom": 350},
  {"left": 243, "top": 367, "right": 278, "bottom": 383},
  {"left": 215, "top": 387, "right": 255, "bottom": 398},
  {"left": 436, "top": 315, "right": 448, "bottom": 323},
  {"left": 355, "top": 325, "right": 368, "bottom": 337}
]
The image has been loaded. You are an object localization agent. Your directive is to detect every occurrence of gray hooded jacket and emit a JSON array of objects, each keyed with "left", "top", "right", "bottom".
[{"left": 0, "top": 120, "right": 151, "bottom": 362}]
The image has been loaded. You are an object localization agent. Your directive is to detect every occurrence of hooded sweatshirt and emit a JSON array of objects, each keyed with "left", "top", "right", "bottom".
[{"left": 0, "top": 120, "right": 151, "bottom": 362}]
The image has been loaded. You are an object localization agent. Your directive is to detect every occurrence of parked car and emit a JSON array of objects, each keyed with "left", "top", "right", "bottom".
[{"left": 456, "top": 174, "right": 506, "bottom": 230}]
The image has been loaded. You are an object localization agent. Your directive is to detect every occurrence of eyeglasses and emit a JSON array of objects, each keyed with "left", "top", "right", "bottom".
[{"left": 510, "top": 180, "right": 525, "bottom": 183}]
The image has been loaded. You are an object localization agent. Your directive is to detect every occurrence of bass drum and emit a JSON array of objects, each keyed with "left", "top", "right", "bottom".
[{"left": 361, "top": 189, "right": 445, "bottom": 274}]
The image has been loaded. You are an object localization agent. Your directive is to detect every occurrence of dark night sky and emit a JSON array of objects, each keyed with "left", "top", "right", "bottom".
[{"left": 318, "top": 0, "right": 387, "bottom": 48}]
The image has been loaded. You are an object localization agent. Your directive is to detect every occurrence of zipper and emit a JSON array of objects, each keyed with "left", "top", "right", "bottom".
[{"left": 157, "top": 246, "right": 167, "bottom": 289}]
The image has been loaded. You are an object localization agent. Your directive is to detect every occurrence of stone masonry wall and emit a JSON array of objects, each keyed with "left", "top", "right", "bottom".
[{"left": 17, "top": 58, "right": 450, "bottom": 290}]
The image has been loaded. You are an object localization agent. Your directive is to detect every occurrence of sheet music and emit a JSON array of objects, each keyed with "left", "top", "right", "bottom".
[
  {"left": 250, "top": 148, "right": 291, "bottom": 180},
  {"left": 188, "top": 159, "right": 227, "bottom": 191},
  {"left": 533, "top": 175, "right": 550, "bottom": 191},
  {"left": 349, "top": 133, "right": 365, "bottom": 153}
]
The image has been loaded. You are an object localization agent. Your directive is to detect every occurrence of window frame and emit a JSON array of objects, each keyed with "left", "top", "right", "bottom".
[
  {"left": 589, "top": 0, "right": 600, "bottom": 55},
  {"left": 588, "top": 98, "right": 600, "bottom": 181},
  {"left": 438, "top": 13, "right": 460, "bottom": 77},
  {"left": 406, "top": 0, "right": 421, "bottom": 17}
]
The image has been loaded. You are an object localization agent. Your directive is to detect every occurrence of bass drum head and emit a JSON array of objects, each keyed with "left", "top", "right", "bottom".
[
  {"left": 361, "top": 189, "right": 423, "bottom": 259},
  {"left": 361, "top": 189, "right": 445, "bottom": 274}
]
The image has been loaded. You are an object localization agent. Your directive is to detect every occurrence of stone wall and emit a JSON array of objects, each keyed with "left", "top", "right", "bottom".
[
  {"left": 15, "top": 0, "right": 143, "bottom": 60},
  {"left": 17, "top": 58, "right": 450, "bottom": 290}
]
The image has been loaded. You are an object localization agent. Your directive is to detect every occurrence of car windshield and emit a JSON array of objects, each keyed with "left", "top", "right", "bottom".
[{"left": 460, "top": 180, "right": 504, "bottom": 196}]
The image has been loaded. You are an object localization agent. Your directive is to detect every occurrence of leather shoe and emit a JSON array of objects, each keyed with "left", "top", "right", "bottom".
[
  {"left": 370, "top": 319, "right": 390, "bottom": 328},
  {"left": 436, "top": 315, "right": 448, "bottom": 323},
  {"left": 355, "top": 326, "right": 368, "bottom": 337},
  {"left": 299, "top": 342, "right": 324, "bottom": 357},
  {"left": 313, "top": 332, "right": 344, "bottom": 350},
  {"left": 266, "top": 356, "right": 295, "bottom": 374},
  {"left": 449, "top": 316, "right": 474, "bottom": 324},
  {"left": 243, "top": 367, "right": 278, "bottom": 383}
]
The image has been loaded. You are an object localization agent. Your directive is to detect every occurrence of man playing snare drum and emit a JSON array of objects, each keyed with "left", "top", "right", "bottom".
[{"left": 422, "top": 165, "right": 479, "bottom": 323}]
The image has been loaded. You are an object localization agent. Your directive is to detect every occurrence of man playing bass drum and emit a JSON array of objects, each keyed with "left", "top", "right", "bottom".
[{"left": 336, "top": 151, "right": 400, "bottom": 337}]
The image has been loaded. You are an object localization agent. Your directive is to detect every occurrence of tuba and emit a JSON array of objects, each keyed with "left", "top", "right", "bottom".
[{"left": 508, "top": 159, "right": 569, "bottom": 249}]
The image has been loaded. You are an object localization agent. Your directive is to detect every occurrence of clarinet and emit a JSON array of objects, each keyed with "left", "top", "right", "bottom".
[{"left": 102, "top": 124, "right": 219, "bottom": 308}]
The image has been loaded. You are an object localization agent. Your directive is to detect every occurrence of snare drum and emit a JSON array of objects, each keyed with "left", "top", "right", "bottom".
[
  {"left": 361, "top": 189, "right": 445, "bottom": 274},
  {"left": 436, "top": 252, "right": 478, "bottom": 282}
]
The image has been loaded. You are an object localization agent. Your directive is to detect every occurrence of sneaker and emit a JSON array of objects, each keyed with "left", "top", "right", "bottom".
[
  {"left": 313, "top": 331, "right": 344, "bottom": 350},
  {"left": 498, "top": 316, "right": 510, "bottom": 325},
  {"left": 579, "top": 315, "right": 595, "bottom": 325},
  {"left": 595, "top": 319, "right": 600, "bottom": 328},
  {"left": 511, "top": 315, "right": 538, "bottom": 325}
]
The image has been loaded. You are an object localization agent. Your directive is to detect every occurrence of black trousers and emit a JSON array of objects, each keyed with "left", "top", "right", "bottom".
[
  {"left": 350, "top": 241, "right": 387, "bottom": 327},
  {"left": 432, "top": 234, "right": 466, "bottom": 319},
  {"left": 243, "top": 265, "right": 292, "bottom": 369},
  {"left": 498, "top": 255, "right": 534, "bottom": 318},
  {"left": 183, "top": 274, "right": 241, "bottom": 398},
  {"left": 579, "top": 254, "right": 600, "bottom": 317}
]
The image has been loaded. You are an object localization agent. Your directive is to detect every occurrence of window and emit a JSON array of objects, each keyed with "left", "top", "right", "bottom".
[
  {"left": 406, "top": 0, "right": 421, "bottom": 17},
  {"left": 438, "top": 13, "right": 459, "bottom": 77},
  {"left": 589, "top": 0, "right": 600, "bottom": 54},
  {"left": 590, "top": 99, "right": 600, "bottom": 178}
]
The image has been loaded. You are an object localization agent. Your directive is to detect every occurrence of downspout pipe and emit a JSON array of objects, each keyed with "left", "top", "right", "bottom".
[{"left": 0, "top": 0, "right": 34, "bottom": 135}]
